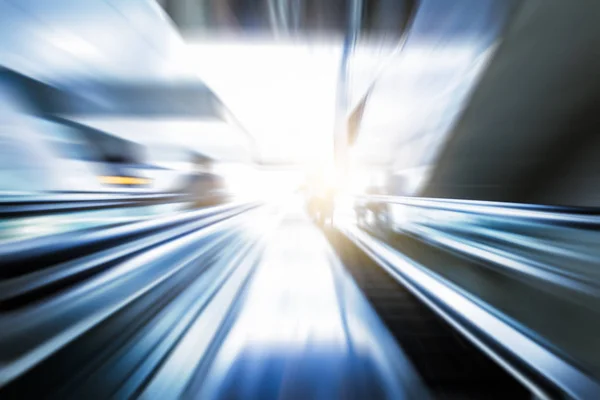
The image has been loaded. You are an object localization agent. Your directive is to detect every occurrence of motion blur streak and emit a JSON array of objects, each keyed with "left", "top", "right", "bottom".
[{"left": 1, "top": 0, "right": 600, "bottom": 399}]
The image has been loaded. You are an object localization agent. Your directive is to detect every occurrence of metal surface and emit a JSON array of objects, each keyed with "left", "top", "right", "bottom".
[
  {"left": 365, "top": 194, "right": 600, "bottom": 226},
  {"left": 0, "top": 203, "right": 431, "bottom": 399},
  {"left": 0, "top": 203, "right": 268, "bottom": 391},
  {"left": 340, "top": 221, "right": 600, "bottom": 399},
  {"left": 0, "top": 204, "right": 258, "bottom": 282},
  {"left": 362, "top": 195, "right": 600, "bottom": 293},
  {"left": 353, "top": 194, "right": 600, "bottom": 384},
  {"left": 0, "top": 192, "right": 188, "bottom": 218},
  {"left": 328, "top": 229, "right": 528, "bottom": 399}
]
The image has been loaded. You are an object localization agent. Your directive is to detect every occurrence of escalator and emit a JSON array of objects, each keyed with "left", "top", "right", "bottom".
[{"left": 327, "top": 230, "right": 529, "bottom": 399}]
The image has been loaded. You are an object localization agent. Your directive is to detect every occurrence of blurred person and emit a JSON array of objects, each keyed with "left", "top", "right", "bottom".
[
  {"left": 319, "top": 184, "right": 336, "bottom": 226},
  {"left": 182, "top": 153, "right": 229, "bottom": 208},
  {"left": 305, "top": 171, "right": 336, "bottom": 227}
]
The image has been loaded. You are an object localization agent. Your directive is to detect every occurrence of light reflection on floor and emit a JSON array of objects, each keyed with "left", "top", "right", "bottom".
[
  {"left": 196, "top": 205, "right": 364, "bottom": 399},
  {"left": 194, "top": 203, "right": 425, "bottom": 400},
  {"left": 232, "top": 219, "right": 347, "bottom": 347},
  {"left": 206, "top": 206, "right": 349, "bottom": 368}
]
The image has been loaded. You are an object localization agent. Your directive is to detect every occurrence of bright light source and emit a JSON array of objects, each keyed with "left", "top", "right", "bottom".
[
  {"left": 215, "top": 163, "right": 302, "bottom": 200},
  {"left": 187, "top": 40, "right": 340, "bottom": 164}
]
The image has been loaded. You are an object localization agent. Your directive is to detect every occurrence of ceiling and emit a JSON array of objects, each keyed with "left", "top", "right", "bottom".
[
  {"left": 0, "top": 0, "right": 253, "bottom": 163},
  {"left": 186, "top": 39, "right": 341, "bottom": 164}
]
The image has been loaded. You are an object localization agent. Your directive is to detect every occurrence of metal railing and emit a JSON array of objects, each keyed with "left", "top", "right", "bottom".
[
  {"left": 0, "top": 200, "right": 263, "bottom": 389},
  {"left": 356, "top": 195, "right": 600, "bottom": 295},
  {"left": 0, "top": 192, "right": 192, "bottom": 218},
  {"left": 345, "top": 195, "right": 600, "bottom": 399}
]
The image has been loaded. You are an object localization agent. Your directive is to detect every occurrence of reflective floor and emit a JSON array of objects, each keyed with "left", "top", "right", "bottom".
[{"left": 191, "top": 206, "right": 427, "bottom": 399}]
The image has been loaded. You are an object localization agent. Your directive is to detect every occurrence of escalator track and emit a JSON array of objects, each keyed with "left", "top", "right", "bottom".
[{"left": 327, "top": 230, "right": 530, "bottom": 399}]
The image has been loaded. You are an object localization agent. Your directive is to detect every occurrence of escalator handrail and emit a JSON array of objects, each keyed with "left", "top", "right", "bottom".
[
  {"left": 342, "top": 224, "right": 600, "bottom": 400},
  {"left": 0, "top": 201, "right": 260, "bottom": 277},
  {"left": 361, "top": 194, "right": 600, "bottom": 226},
  {"left": 0, "top": 192, "right": 193, "bottom": 218}
]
